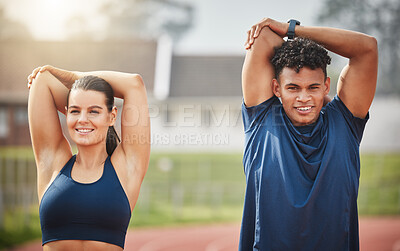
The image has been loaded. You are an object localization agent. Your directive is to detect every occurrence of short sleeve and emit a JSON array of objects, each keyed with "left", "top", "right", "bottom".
[
  {"left": 327, "top": 95, "right": 369, "bottom": 144},
  {"left": 242, "top": 96, "right": 281, "bottom": 132}
]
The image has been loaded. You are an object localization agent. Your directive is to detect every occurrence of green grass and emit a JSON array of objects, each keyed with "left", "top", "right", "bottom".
[
  {"left": 0, "top": 207, "right": 41, "bottom": 249},
  {"left": 130, "top": 152, "right": 245, "bottom": 228},
  {"left": 0, "top": 147, "right": 35, "bottom": 159},
  {"left": 358, "top": 154, "right": 400, "bottom": 215},
  {"left": 0, "top": 149, "right": 399, "bottom": 248}
]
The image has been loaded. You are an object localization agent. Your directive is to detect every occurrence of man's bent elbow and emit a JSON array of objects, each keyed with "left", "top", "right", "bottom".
[{"left": 364, "top": 36, "right": 378, "bottom": 55}]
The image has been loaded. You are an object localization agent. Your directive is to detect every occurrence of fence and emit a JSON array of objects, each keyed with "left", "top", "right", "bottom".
[
  {"left": 0, "top": 151, "right": 247, "bottom": 230},
  {"left": 0, "top": 151, "right": 399, "bottom": 231},
  {"left": 0, "top": 154, "right": 37, "bottom": 229}
]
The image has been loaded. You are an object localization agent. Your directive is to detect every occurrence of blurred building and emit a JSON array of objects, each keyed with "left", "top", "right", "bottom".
[
  {"left": 150, "top": 53, "right": 244, "bottom": 152},
  {"left": 1, "top": 38, "right": 397, "bottom": 152},
  {"left": 0, "top": 39, "right": 157, "bottom": 146},
  {"left": 0, "top": 37, "right": 246, "bottom": 152}
]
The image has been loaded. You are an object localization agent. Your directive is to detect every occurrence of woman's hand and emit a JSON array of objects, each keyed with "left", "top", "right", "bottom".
[
  {"left": 245, "top": 18, "right": 289, "bottom": 49},
  {"left": 27, "top": 66, "right": 43, "bottom": 89},
  {"left": 27, "top": 65, "right": 79, "bottom": 89}
]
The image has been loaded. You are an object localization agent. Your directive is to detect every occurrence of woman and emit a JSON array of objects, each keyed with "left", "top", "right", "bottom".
[{"left": 27, "top": 65, "right": 150, "bottom": 250}]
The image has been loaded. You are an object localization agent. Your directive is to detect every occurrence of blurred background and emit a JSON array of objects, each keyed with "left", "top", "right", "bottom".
[{"left": 0, "top": 0, "right": 399, "bottom": 249}]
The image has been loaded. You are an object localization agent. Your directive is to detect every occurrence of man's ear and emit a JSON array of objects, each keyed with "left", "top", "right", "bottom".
[
  {"left": 272, "top": 79, "right": 281, "bottom": 97},
  {"left": 110, "top": 106, "right": 118, "bottom": 126},
  {"left": 324, "top": 77, "right": 331, "bottom": 95}
]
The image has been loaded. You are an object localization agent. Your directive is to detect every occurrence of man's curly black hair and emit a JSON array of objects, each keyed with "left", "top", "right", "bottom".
[{"left": 271, "top": 37, "right": 331, "bottom": 80}]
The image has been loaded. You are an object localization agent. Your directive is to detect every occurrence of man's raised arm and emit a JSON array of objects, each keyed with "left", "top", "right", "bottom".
[{"left": 242, "top": 21, "right": 284, "bottom": 107}]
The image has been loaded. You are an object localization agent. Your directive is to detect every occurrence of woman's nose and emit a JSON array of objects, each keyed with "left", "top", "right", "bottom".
[{"left": 78, "top": 112, "right": 89, "bottom": 123}]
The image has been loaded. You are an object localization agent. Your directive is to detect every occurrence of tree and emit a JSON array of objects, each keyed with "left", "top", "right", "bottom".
[
  {"left": 99, "top": 0, "right": 194, "bottom": 43},
  {"left": 318, "top": 0, "right": 400, "bottom": 95}
]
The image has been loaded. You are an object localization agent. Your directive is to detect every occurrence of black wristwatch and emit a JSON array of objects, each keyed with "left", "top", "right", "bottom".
[{"left": 287, "top": 19, "right": 300, "bottom": 39}]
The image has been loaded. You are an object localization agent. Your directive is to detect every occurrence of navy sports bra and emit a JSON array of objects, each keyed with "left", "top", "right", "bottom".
[{"left": 39, "top": 155, "right": 131, "bottom": 248}]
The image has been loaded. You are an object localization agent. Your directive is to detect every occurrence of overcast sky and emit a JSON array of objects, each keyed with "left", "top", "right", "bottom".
[
  {"left": 0, "top": 0, "right": 323, "bottom": 54},
  {"left": 176, "top": 0, "right": 323, "bottom": 54}
]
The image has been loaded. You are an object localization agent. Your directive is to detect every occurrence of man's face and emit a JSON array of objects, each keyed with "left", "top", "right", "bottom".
[{"left": 273, "top": 67, "right": 330, "bottom": 126}]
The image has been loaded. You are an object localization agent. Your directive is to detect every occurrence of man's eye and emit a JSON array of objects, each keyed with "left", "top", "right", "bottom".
[
  {"left": 310, "top": 86, "right": 319, "bottom": 90},
  {"left": 70, "top": 110, "right": 79, "bottom": 114},
  {"left": 288, "top": 87, "right": 297, "bottom": 90},
  {"left": 90, "top": 110, "right": 99, "bottom": 114}
]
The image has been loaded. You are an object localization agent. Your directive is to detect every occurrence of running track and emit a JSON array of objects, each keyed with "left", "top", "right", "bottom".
[{"left": 8, "top": 217, "right": 400, "bottom": 251}]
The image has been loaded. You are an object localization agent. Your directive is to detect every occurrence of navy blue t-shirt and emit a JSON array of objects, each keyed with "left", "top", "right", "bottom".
[{"left": 239, "top": 95, "right": 368, "bottom": 251}]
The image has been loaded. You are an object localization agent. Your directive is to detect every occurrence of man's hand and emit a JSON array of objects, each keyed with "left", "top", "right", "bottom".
[{"left": 245, "top": 18, "right": 289, "bottom": 49}]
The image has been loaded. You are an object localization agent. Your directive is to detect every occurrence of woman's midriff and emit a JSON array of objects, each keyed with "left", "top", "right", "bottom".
[{"left": 43, "top": 239, "right": 123, "bottom": 251}]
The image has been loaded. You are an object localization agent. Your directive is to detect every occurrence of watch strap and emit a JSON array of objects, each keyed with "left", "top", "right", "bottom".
[{"left": 287, "top": 19, "right": 300, "bottom": 39}]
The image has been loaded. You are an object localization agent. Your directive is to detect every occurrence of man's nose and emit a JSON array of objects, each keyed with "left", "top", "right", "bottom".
[{"left": 296, "top": 90, "right": 311, "bottom": 102}]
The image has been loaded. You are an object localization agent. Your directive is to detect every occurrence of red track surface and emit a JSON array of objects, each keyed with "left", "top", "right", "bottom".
[{"left": 8, "top": 217, "right": 400, "bottom": 251}]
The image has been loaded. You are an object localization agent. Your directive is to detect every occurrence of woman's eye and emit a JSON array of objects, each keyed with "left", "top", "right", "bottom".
[
  {"left": 70, "top": 110, "right": 79, "bottom": 114},
  {"left": 90, "top": 110, "right": 99, "bottom": 114}
]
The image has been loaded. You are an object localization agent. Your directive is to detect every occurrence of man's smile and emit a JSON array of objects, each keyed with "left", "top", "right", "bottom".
[{"left": 295, "top": 106, "right": 314, "bottom": 114}]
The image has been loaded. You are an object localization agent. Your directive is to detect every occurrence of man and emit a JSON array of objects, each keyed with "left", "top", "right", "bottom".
[{"left": 240, "top": 18, "right": 378, "bottom": 250}]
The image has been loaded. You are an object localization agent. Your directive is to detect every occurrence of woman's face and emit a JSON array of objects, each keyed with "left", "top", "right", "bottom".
[{"left": 66, "top": 89, "right": 116, "bottom": 147}]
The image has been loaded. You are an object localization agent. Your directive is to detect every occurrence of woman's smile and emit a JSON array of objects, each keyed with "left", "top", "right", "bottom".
[{"left": 75, "top": 128, "right": 95, "bottom": 135}]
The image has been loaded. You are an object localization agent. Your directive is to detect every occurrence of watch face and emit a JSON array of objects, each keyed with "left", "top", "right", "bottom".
[{"left": 287, "top": 19, "right": 300, "bottom": 25}]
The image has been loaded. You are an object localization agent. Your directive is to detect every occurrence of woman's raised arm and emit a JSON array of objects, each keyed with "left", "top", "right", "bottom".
[
  {"left": 29, "top": 66, "right": 151, "bottom": 186},
  {"left": 28, "top": 69, "right": 73, "bottom": 199}
]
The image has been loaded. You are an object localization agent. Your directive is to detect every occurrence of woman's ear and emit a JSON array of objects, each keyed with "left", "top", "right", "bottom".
[
  {"left": 272, "top": 79, "right": 281, "bottom": 97},
  {"left": 110, "top": 106, "right": 117, "bottom": 126}
]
